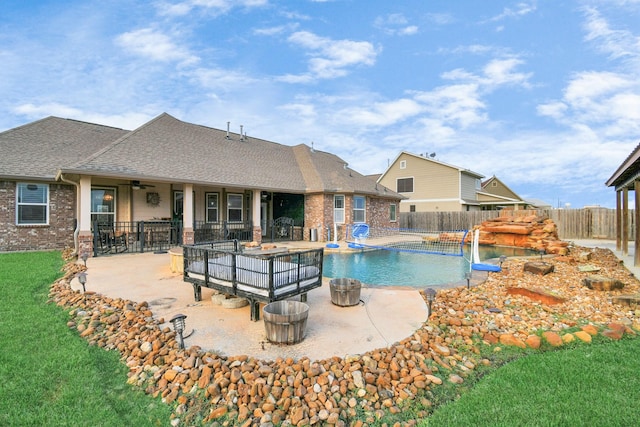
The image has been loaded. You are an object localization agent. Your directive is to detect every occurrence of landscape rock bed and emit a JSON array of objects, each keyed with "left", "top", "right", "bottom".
[{"left": 50, "top": 245, "right": 640, "bottom": 426}]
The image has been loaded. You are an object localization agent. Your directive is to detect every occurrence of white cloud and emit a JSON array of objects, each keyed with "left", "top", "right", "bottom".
[
  {"left": 413, "top": 84, "right": 487, "bottom": 129},
  {"left": 582, "top": 6, "right": 640, "bottom": 63},
  {"left": 338, "top": 98, "right": 423, "bottom": 127},
  {"left": 156, "top": 0, "right": 268, "bottom": 16},
  {"left": 488, "top": 1, "right": 537, "bottom": 22},
  {"left": 115, "top": 28, "right": 199, "bottom": 65},
  {"left": 537, "top": 101, "right": 567, "bottom": 119},
  {"left": 374, "top": 14, "right": 419, "bottom": 36},
  {"left": 281, "top": 31, "right": 379, "bottom": 81},
  {"left": 191, "top": 67, "right": 258, "bottom": 91},
  {"left": 13, "top": 102, "right": 152, "bottom": 130}
]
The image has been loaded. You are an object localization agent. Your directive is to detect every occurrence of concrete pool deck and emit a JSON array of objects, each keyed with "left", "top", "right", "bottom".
[
  {"left": 71, "top": 241, "right": 441, "bottom": 361},
  {"left": 70, "top": 238, "right": 630, "bottom": 362}
]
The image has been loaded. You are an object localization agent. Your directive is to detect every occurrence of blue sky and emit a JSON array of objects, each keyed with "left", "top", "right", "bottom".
[{"left": 2, "top": 0, "right": 640, "bottom": 209}]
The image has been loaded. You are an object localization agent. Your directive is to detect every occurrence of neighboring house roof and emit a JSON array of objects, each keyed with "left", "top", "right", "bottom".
[
  {"left": 525, "top": 198, "right": 553, "bottom": 209},
  {"left": 0, "top": 116, "right": 129, "bottom": 180},
  {"left": 606, "top": 142, "right": 640, "bottom": 190},
  {"left": 378, "top": 151, "right": 485, "bottom": 180},
  {"left": 481, "top": 175, "right": 522, "bottom": 200},
  {"left": 6, "top": 113, "right": 399, "bottom": 198}
]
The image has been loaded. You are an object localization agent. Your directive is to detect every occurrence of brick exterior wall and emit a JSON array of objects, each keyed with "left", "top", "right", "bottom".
[
  {"left": 304, "top": 193, "right": 399, "bottom": 242},
  {"left": 0, "top": 180, "right": 76, "bottom": 252}
]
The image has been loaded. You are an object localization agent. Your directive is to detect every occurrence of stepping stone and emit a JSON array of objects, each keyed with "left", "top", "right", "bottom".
[
  {"left": 611, "top": 294, "right": 640, "bottom": 307},
  {"left": 523, "top": 261, "right": 554, "bottom": 276},
  {"left": 221, "top": 296, "right": 249, "bottom": 309},
  {"left": 582, "top": 275, "right": 624, "bottom": 291},
  {"left": 506, "top": 287, "right": 566, "bottom": 305},
  {"left": 211, "top": 293, "right": 230, "bottom": 305},
  {"left": 578, "top": 264, "right": 600, "bottom": 273}
]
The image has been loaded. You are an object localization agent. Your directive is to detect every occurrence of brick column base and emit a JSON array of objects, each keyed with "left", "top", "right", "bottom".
[
  {"left": 182, "top": 228, "right": 194, "bottom": 245},
  {"left": 252, "top": 227, "right": 262, "bottom": 245},
  {"left": 78, "top": 232, "right": 93, "bottom": 257}
]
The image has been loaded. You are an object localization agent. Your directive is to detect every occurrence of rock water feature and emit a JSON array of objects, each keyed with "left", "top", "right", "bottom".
[
  {"left": 48, "top": 247, "right": 640, "bottom": 426},
  {"left": 474, "top": 213, "right": 569, "bottom": 255}
]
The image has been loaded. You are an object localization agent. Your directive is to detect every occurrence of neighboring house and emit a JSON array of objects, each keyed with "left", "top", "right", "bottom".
[
  {"left": 478, "top": 175, "right": 529, "bottom": 210},
  {"left": 0, "top": 113, "right": 401, "bottom": 254},
  {"left": 376, "top": 151, "right": 544, "bottom": 212},
  {"left": 377, "top": 151, "right": 484, "bottom": 212}
]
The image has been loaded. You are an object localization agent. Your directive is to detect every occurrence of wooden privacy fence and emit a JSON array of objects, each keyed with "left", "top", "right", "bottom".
[{"left": 400, "top": 208, "right": 634, "bottom": 240}]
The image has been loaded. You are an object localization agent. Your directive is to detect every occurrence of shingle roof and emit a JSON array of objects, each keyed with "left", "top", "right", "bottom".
[
  {"left": 60, "top": 113, "right": 400, "bottom": 198},
  {"left": 0, "top": 117, "right": 129, "bottom": 180},
  {"left": 605, "top": 142, "right": 640, "bottom": 190}
]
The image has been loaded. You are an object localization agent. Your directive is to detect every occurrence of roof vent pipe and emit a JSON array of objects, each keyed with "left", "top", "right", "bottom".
[
  {"left": 240, "top": 125, "right": 244, "bottom": 140},
  {"left": 311, "top": 141, "right": 314, "bottom": 152},
  {"left": 226, "top": 122, "right": 230, "bottom": 139}
]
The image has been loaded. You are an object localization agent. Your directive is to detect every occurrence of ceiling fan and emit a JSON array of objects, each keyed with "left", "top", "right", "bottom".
[{"left": 120, "top": 180, "right": 156, "bottom": 190}]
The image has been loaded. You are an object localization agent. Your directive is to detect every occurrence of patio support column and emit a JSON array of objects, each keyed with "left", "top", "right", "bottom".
[
  {"left": 635, "top": 181, "right": 640, "bottom": 267},
  {"left": 616, "top": 190, "right": 622, "bottom": 251},
  {"left": 78, "top": 176, "right": 93, "bottom": 255},
  {"left": 183, "top": 183, "right": 194, "bottom": 245},
  {"left": 252, "top": 189, "right": 262, "bottom": 244},
  {"left": 623, "top": 187, "right": 629, "bottom": 256}
]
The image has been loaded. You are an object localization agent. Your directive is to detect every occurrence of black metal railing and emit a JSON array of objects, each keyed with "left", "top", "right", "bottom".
[
  {"left": 92, "top": 220, "right": 182, "bottom": 256},
  {"left": 93, "top": 217, "right": 305, "bottom": 255},
  {"left": 193, "top": 221, "right": 254, "bottom": 244}
]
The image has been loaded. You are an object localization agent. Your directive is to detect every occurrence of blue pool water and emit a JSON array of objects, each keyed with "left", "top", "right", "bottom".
[{"left": 323, "top": 246, "right": 535, "bottom": 287}]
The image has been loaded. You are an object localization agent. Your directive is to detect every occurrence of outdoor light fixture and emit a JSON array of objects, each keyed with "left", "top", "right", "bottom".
[
  {"left": 80, "top": 252, "right": 89, "bottom": 267},
  {"left": 424, "top": 288, "right": 437, "bottom": 316},
  {"left": 539, "top": 248, "right": 545, "bottom": 260},
  {"left": 465, "top": 271, "right": 472, "bottom": 290},
  {"left": 170, "top": 313, "right": 187, "bottom": 349},
  {"left": 77, "top": 271, "right": 87, "bottom": 293},
  {"left": 499, "top": 255, "right": 507, "bottom": 268}
]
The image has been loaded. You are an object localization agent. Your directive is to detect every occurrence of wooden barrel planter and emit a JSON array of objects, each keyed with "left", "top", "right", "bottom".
[
  {"left": 263, "top": 301, "right": 309, "bottom": 344},
  {"left": 329, "top": 278, "right": 362, "bottom": 307}
]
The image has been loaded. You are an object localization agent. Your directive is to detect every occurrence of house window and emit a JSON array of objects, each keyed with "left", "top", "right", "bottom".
[
  {"left": 16, "top": 183, "right": 49, "bottom": 225},
  {"left": 91, "top": 187, "right": 116, "bottom": 226},
  {"left": 389, "top": 204, "right": 397, "bottom": 222},
  {"left": 400, "top": 160, "right": 406, "bottom": 169},
  {"left": 492, "top": 181, "right": 497, "bottom": 187},
  {"left": 397, "top": 177, "right": 414, "bottom": 193},
  {"left": 409, "top": 205, "right": 416, "bottom": 212},
  {"left": 206, "top": 193, "right": 219, "bottom": 222},
  {"left": 227, "top": 193, "right": 243, "bottom": 222},
  {"left": 353, "top": 196, "right": 365, "bottom": 223},
  {"left": 334, "top": 195, "right": 345, "bottom": 224}
]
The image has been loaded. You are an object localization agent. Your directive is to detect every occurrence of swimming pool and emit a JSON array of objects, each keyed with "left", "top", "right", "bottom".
[{"left": 323, "top": 246, "right": 535, "bottom": 288}]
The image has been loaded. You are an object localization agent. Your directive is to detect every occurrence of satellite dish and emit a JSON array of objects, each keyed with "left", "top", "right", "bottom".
[{"left": 430, "top": 152, "right": 436, "bottom": 158}]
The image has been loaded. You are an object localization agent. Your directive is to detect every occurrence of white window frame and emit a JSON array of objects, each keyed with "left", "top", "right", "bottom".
[
  {"left": 389, "top": 203, "right": 397, "bottom": 222},
  {"left": 205, "top": 192, "right": 219, "bottom": 223},
  {"left": 334, "top": 194, "right": 345, "bottom": 224},
  {"left": 400, "top": 160, "right": 407, "bottom": 169},
  {"left": 227, "top": 193, "right": 243, "bottom": 222},
  {"left": 16, "top": 182, "right": 49, "bottom": 225},
  {"left": 353, "top": 195, "right": 366, "bottom": 223}
]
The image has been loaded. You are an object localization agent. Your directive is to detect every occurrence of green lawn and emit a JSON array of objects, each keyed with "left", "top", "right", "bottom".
[
  {"left": 423, "top": 336, "right": 640, "bottom": 426},
  {"left": 2, "top": 251, "right": 639, "bottom": 426},
  {"left": 0, "top": 251, "right": 172, "bottom": 426}
]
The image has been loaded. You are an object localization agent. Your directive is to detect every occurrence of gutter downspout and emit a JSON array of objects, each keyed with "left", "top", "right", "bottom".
[{"left": 56, "top": 171, "right": 80, "bottom": 256}]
